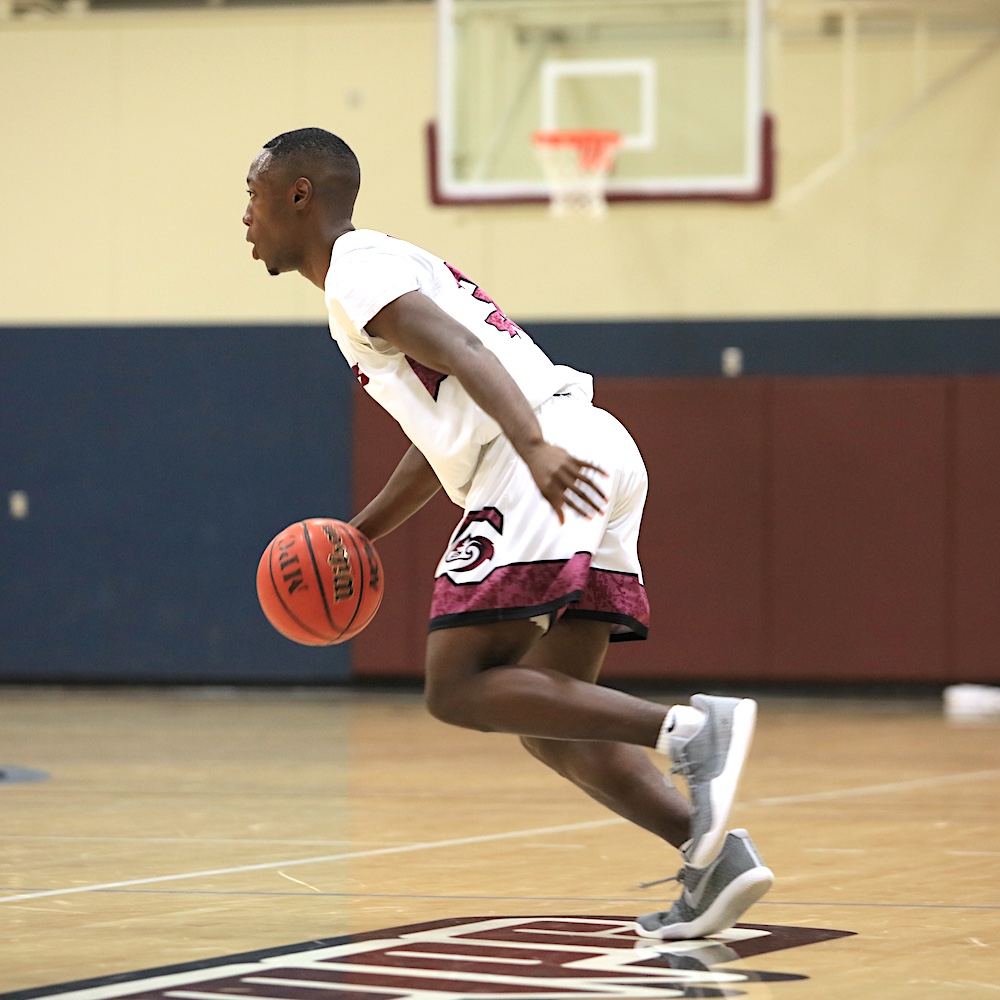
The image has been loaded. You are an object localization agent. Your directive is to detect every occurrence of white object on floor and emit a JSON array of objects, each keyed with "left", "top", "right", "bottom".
[{"left": 944, "top": 684, "right": 1000, "bottom": 718}]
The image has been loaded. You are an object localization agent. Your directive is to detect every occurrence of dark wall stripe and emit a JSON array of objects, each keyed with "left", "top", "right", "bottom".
[{"left": 525, "top": 315, "right": 1000, "bottom": 377}]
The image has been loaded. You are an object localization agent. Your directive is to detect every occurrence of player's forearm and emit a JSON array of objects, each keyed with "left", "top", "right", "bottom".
[
  {"left": 366, "top": 292, "right": 547, "bottom": 465},
  {"left": 350, "top": 444, "right": 441, "bottom": 542},
  {"left": 446, "top": 338, "right": 547, "bottom": 464}
]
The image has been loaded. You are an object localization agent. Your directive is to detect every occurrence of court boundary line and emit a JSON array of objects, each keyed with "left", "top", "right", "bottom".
[
  {"left": 3, "top": 887, "right": 997, "bottom": 912},
  {"left": 743, "top": 767, "right": 1000, "bottom": 807},
  {"left": 2, "top": 766, "right": 998, "bottom": 905},
  {"left": 0, "top": 819, "right": 621, "bottom": 904}
]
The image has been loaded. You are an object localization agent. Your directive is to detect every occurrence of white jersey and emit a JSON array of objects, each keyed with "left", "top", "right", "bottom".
[{"left": 324, "top": 230, "right": 592, "bottom": 505}]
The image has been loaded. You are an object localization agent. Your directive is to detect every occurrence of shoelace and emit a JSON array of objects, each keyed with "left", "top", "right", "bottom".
[
  {"left": 636, "top": 866, "right": 685, "bottom": 891},
  {"left": 668, "top": 757, "right": 693, "bottom": 778}
]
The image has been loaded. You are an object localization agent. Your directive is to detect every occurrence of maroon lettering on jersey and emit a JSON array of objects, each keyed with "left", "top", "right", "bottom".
[
  {"left": 405, "top": 355, "right": 448, "bottom": 400},
  {"left": 452, "top": 506, "right": 504, "bottom": 539},
  {"left": 445, "top": 263, "right": 524, "bottom": 339},
  {"left": 441, "top": 508, "right": 504, "bottom": 576}
]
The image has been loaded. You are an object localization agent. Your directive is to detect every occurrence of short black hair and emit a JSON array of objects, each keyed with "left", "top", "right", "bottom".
[{"left": 263, "top": 127, "right": 360, "bottom": 180}]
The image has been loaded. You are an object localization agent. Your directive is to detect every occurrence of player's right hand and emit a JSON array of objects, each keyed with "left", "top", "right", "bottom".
[{"left": 524, "top": 441, "right": 608, "bottom": 524}]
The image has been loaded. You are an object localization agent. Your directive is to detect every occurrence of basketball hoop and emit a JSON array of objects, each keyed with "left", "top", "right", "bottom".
[{"left": 532, "top": 129, "right": 622, "bottom": 217}]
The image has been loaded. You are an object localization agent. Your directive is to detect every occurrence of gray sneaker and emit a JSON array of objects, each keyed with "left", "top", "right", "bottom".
[
  {"left": 634, "top": 829, "right": 774, "bottom": 941},
  {"left": 667, "top": 694, "right": 757, "bottom": 867}
]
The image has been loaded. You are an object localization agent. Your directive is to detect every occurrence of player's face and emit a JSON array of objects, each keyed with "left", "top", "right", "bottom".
[{"left": 243, "top": 151, "right": 302, "bottom": 277}]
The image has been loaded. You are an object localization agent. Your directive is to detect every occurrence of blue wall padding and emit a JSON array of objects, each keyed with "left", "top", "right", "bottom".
[{"left": 0, "top": 325, "right": 354, "bottom": 683}]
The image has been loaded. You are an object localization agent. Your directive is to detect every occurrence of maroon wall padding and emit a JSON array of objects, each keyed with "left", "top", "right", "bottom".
[
  {"left": 597, "top": 379, "right": 767, "bottom": 681},
  {"left": 768, "top": 378, "right": 949, "bottom": 682},
  {"left": 954, "top": 377, "right": 1000, "bottom": 683},
  {"left": 352, "top": 376, "right": 1000, "bottom": 684}
]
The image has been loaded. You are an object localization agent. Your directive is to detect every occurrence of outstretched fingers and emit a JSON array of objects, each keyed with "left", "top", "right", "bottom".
[
  {"left": 566, "top": 462, "right": 608, "bottom": 517},
  {"left": 525, "top": 442, "right": 610, "bottom": 524}
]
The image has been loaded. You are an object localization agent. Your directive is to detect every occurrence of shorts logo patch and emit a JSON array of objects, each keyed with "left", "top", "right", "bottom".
[
  {"left": 3, "top": 916, "right": 854, "bottom": 1000},
  {"left": 443, "top": 506, "right": 503, "bottom": 581}
]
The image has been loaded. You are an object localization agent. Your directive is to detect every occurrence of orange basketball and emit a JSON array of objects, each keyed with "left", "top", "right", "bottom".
[{"left": 256, "top": 518, "right": 384, "bottom": 646}]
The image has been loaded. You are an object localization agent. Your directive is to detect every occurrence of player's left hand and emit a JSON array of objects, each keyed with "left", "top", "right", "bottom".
[{"left": 524, "top": 442, "right": 608, "bottom": 524}]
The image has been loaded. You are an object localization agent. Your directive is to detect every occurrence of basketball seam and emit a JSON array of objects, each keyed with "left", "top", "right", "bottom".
[
  {"left": 339, "top": 528, "right": 366, "bottom": 639},
  {"left": 267, "top": 535, "right": 331, "bottom": 644},
  {"left": 300, "top": 521, "right": 342, "bottom": 641}
]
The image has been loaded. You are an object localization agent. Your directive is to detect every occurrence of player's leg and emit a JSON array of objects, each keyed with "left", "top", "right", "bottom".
[
  {"left": 425, "top": 399, "right": 665, "bottom": 746},
  {"left": 513, "top": 623, "right": 773, "bottom": 943},
  {"left": 423, "top": 618, "right": 666, "bottom": 746},
  {"left": 424, "top": 619, "right": 754, "bottom": 858},
  {"left": 517, "top": 616, "right": 691, "bottom": 850},
  {"left": 423, "top": 615, "right": 773, "bottom": 939},
  {"left": 426, "top": 394, "right": 756, "bottom": 866}
]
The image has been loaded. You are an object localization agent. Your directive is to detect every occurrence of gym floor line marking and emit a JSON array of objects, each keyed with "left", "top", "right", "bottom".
[
  {"left": 0, "top": 835, "right": 389, "bottom": 846},
  {"left": 1, "top": 887, "right": 998, "bottom": 912},
  {"left": 743, "top": 768, "right": 1000, "bottom": 807},
  {"left": 909, "top": 981, "right": 1000, "bottom": 993},
  {"left": 0, "top": 818, "right": 622, "bottom": 904},
  {"left": 3, "top": 766, "right": 997, "bottom": 906},
  {"left": 802, "top": 847, "right": 865, "bottom": 853}
]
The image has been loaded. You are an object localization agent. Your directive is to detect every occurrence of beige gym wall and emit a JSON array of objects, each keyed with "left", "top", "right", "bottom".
[{"left": 0, "top": 3, "right": 997, "bottom": 324}]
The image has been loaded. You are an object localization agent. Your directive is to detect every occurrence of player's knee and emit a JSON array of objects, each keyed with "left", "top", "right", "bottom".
[
  {"left": 424, "top": 684, "right": 488, "bottom": 731},
  {"left": 520, "top": 735, "right": 570, "bottom": 775}
]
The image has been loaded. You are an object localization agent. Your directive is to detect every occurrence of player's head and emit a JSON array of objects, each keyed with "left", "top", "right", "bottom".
[{"left": 244, "top": 128, "right": 360, "bottom": 277}]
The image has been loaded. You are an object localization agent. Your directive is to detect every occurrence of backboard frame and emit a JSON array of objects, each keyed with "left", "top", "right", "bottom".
[{"left": 431, "top": 0, "right": 774, "bottom": 207}]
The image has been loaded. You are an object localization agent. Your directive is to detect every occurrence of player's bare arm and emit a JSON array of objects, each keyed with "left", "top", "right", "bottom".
[
  {"left": 350, "top": 443, "right": 441, "bottom": 542},
  {"left": 365, "top": 290, "right": 607, "bottom": 523}
]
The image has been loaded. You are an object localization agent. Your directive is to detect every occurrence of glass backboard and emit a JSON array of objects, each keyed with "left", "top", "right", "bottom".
[{"left": 431, "top": 0, "right": 772, "bottom": 205}]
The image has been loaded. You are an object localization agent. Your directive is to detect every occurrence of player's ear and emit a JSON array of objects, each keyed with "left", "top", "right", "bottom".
[{"left": 292, "top": 176, "right": 313, "bottom": 206}]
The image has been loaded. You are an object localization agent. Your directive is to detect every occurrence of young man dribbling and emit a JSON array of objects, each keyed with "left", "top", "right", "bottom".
[{"left": 244, "top": 127, "right": 773, "bottom": 939}]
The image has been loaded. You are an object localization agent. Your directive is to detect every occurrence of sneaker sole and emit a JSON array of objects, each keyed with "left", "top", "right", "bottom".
[
  {"left": 687, "top": 698, "right": 757, "bottom": 868},
  {"left": 633, "top": 864, "right": 774, "bottom": 941}
]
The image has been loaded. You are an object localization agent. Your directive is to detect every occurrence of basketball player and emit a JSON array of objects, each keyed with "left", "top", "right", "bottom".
[{"left": 244, "top": 127, "right": 773, "bottom": 939}]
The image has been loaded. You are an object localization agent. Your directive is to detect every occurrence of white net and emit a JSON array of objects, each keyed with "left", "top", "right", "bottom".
[{"left": 532, "top": 130, "right": 621, "bottom": 217}]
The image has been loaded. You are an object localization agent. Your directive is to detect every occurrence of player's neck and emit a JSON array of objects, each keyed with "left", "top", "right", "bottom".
[{"left": 302, "top": 222, "right": 355, "bottom": 289}]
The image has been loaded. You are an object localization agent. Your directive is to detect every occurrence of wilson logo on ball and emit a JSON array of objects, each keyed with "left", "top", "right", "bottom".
[
  {"left": 277, "top": 535, "right": 308, "bottom": 595},
  {"left": 322, "top": 525, "right": 355, "bottom": 601},
  {"left": 257, "top": 518, "right": 384, "bottom": 646}
]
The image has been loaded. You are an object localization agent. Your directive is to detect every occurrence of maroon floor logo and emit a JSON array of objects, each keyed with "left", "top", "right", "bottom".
[{"left": 2, "top": 916, "right": 854, "bottom": 1000}]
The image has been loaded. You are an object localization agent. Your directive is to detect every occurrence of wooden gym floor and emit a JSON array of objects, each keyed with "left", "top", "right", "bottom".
[{"left": 0, "top": 685, "right": 998, "bottom": 999}]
